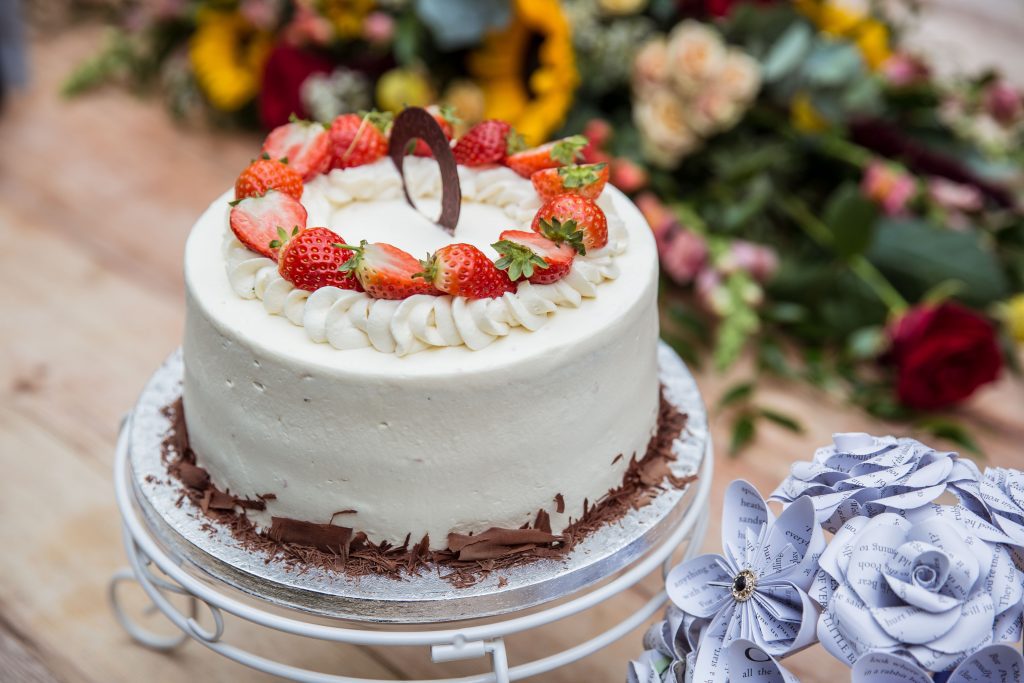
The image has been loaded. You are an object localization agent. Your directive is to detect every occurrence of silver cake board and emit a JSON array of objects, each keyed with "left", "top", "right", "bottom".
[{"left": 111, "top": 341, "right": 713, "bottom": 682}]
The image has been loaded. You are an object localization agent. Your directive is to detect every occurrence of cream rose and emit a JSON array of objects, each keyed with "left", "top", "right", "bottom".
[
  {"left": 667, "top": 21, "right": 726, "bottom": 95},
  {"left": 633, "top": 87, "right": 699, "bottom": 169},
  {"left": 633, "top": 37, "right": 670, "bottom": 97}
]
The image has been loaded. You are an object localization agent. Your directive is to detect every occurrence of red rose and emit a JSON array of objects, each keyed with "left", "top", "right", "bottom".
[
  {"left": 887, "top": 303, "right": 1003, "bottom": 410},
  {"left": 259, "top": 43, "right": 335, "bottom": 130}
]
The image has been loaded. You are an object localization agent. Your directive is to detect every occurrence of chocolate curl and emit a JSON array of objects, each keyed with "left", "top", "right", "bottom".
[{"left": 388, "top": 107, "right": 462, "bottom": 234}]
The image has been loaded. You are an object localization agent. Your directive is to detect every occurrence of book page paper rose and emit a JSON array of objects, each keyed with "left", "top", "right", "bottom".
[
  {"left": 851, "top": 644, "right": 1024, "bottom": 682},
  {"left": 813, "top": 512, "right": 1024, "bottom": 672},
  {"left": 665, "top": 480, "right": 823, "bottom": 682}
]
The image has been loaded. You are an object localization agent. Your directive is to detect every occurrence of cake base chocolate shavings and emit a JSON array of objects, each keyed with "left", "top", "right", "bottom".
[{"left": 159, "top": 390, "right": 692, "bottom": 588}]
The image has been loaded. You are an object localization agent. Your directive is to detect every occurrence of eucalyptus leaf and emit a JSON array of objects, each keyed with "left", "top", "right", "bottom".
[
  {"left": 717, "top": 381, "right": 755, "bottom": 411},
  {"left": 867, "top": 219, "right": 1010, "bottom": 307},
  {"left": 845, "top": 325, "right": 885, "bottom": 360},
  {"left": 762, "top": 22, "right": 813, "bottom": 83},
  {"left": 803, "top": 42, "right": 863, "bottom": 87}
]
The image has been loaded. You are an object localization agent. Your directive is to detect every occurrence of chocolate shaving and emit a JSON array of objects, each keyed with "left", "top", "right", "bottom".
[
  {"left": 160, "top": 390, "right": 692, "bottom": 587},
  {"left": 388, "top": 107, "right": 461, "bottom": 234},
  {"left": 268, "top": 517, "right": 352, "bottom": 555},
  {"left": 175, "top": 461, "right": 210, "bottom": 490}
]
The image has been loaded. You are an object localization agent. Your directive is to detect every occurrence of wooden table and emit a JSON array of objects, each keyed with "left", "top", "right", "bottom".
[{"left": 2, "top": 14, "right": 1022, "bottom": 682}]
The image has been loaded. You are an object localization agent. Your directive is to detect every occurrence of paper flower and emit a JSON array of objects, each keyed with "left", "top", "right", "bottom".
[
  {"left": 771, "top": 432, "right": 983, "bottom": 533},
  {"left": 666, "top": 480, "right": 823, "bottom": 680},
  {"left": 814, "top": 512, "right": 1024, "bottom": 672},
  {"left": 852, "top": 645, "right": 1023, "bottom": 682},
  {"left": 979, "top": 467, "right": 1024, "bottom": 548},
  {"left": 626, "top": 605, "right": 702, "bottom": 683}
]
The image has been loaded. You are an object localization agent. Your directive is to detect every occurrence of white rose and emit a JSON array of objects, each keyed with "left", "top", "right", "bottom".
[
  {"left": 633, "top": 88, "right": 699, "bottom": 169},
  {"left": 666, "top": 21, "right": 726, "bottom": 95},
  {"left": 632, "top": 37, "right": 670, "bottom": 97},
  {"left": 717, "top": 49, "right": 761, "bottom": 105}
]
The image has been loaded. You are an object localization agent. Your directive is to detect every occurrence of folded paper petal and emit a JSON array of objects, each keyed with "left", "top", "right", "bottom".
[{"left": 666, "top": 554, "right": 733, "bottom": 619}]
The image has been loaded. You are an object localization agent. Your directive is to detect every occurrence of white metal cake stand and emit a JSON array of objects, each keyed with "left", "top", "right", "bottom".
[{"left": 109, "top": 342, "right": 713, "bottom": 682}]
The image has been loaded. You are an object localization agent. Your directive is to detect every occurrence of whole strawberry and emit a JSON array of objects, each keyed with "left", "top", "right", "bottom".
[
  {"left": 412, "top": 106, "right": 457, "bottom": 157},
  {"left": 415, "top": 243, "right": 514, "bottom": 299},
  {"left": 531, "top": 162, "right": 609, "bottom": 202},
  {"left": 229, "top": 190, "right": 308, "bottom": 259},
  {"left": 493, "top": 230, "right": 575, "bottom": 285},
  {"left": 235, "top": 155, "right": 305, "bottom": 201},
  {"left": 274, "top": 227, "right": 361, "bottom": 292},
  {"left": 329, "top": 111, "right": 390, "bottom": 169},
  {"left": 505, "top": 135, "right": 587, "bottom": 178},
  {"left": 532, "top": 194, "right": 608, "bottom": 253},
  {"left": 261, "top": 116, "right": 331, "bottom": 180},
  {"left": 338, "top": 240, "right": 440, "bottom": 299},
  {"left": 452, "top": 120, "right": 517, "bottom": 166}
]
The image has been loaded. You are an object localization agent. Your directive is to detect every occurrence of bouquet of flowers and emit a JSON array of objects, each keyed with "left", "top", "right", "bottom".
[
  {"left": 630, "top": 432, "right": 1024, "bottom": 682},
  {"left": 67, "top": 0, "right": 1024, "bottom": 449}
]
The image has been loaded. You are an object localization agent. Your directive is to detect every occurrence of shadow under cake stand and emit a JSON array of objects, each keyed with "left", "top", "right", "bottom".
[{"left": 109, "top": 342, "right": 713, "bottom": 682}]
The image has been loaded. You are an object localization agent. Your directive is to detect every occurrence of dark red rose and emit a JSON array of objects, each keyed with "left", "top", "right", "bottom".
[
  {"left": 886, "top": 303, "right": 1003, "bottom": 410},
  {"left": 259, "top": 43, "right": 335, "bottom": 130}
]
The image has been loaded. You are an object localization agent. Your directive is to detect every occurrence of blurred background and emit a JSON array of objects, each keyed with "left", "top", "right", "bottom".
[{"left": 1, "top": 0, "right": 1023, "bottom": 681}]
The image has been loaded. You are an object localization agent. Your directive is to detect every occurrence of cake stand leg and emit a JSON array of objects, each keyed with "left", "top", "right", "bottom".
[
  {"left": 109, "top": 568, "right": 197, "bottom": 652},
  {"left": 432, "top": 637, "right": 510, "bottom": 683}
]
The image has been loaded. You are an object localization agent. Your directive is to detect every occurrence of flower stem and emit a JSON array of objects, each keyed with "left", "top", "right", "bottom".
[{"left": 779, "top": 196, "right": 909, "bottom": 315}]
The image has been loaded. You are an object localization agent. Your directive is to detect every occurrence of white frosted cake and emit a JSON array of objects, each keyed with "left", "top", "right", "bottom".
[{"left": 174, "top": 110, "right": 671, "bottom": 569}]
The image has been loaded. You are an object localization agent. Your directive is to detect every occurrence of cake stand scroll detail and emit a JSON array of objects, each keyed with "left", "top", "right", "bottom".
[{"left": 109, "top": 342, "right": 713, "bottom": 682}]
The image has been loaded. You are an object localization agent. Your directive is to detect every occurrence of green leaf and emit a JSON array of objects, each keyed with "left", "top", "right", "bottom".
[
  {"left": 823, "top": 182, "right": 879, "bottom": 259},
  {"left": 845, "top": 325, "right": 885, "bottom": 360},
  {"left": 867, "top": 219, "right": 1010, "bottom": 307},
  {"left": 729, "top": 413, "right": 757, "bottom": 456},
  {"left": 759, "top": 408, "right": 803, "bottom": 433},
  {"left": 803, "top": 42, "right": 863, "bottom": 87},
  {"left": 915, "top": 418, "right": 984, "bottom": 457},
  {"left": 762, "top": 22, "right": 813, "bottom": 83},
  {"left": 717, "top": 381, "right": 754, "bottom": 411}
]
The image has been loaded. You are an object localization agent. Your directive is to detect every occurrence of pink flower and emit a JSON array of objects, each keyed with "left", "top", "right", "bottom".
[
  {"left": 721, "top": 240, "right": 778, "bottom": 283},
  {"left": 927, "top": 177, "right": 983, "bottom": 213},
  {"left": 983, "top": 80, "right": 1023, "bottom": 126},
  {"left": 363, "top": 12, "right": 395, "bottom": 44},
  {"left": 881, "top": 53, "right": 929, "bottom": 87},
  {"left": 862, "top": 161, "right": 916, "bottom": 215},
  {"left": 610, "top": 157, "right": 648, "bottom": 193},
  {"left": 240, "top": 0, "right": 279, "bottom": 31},
  {"left": 659, "top": 228, "right": 709, "bottom": 285},
  {"left": 283, "top": 4, "right": 334, "bottom": 46},
  {"left": 636, "top": 192, "right": 675, "bottom": 238}
]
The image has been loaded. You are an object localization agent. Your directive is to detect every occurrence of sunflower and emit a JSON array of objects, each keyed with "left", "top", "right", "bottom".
[
  {"left": 319, "top": 0, "right": 375, "bottom": 40},
  {"left": 468, "top": 0, "right": 579, "bottom": 145},
  {"left": 189, "top": 10, "right": 272, "bottom": 111},
  {"left": 794, "top": 0, "right": 891, "bottom": 70}
]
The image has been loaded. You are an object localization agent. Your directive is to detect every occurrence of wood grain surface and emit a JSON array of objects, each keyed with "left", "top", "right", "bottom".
[{"left": 1, "top": 10, "right": 1022, "bottom": 682}]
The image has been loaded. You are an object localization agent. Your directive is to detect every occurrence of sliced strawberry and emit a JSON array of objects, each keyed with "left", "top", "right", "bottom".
[
  {"left": 274, "top": 227, "right": 361, "bottom": 292},
  {"left": 531, "top": 162, "right": 609, "bottom": 202},
  {"left": 415, "top": 243, "right": 514, "bottom": 299},
  {"left": 505, "top": 135, "right": 587, "bottom": 178},
  {"left": 412, "top": 105, "right": 457, "bottom": 157},
  {"left": 338, "top": 240, "right": 440, "bottom": 299},
  {"left": 261, "top": 117, "right": 331, "bottom": 180},
  {"left": 329, "top": 111, "right": 390, "bottom": 169},
  {"left": 452, "top": 120, "right": 516, "bottom": 166},
  {"left": 235, "top": 155, "right": 305, "bottom": 201},
  {"left": 532, "top": 194, "right": 608, "bottom": 253},
  {"left": 493, "top": 230, "right": 575, "bottom": 285},
  {"left": 229, "top": 190, "right": 308, "bottom": 259}
]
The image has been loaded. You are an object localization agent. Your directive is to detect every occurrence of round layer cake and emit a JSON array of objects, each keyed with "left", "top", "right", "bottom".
[{"left": 182, "top": 154, "right": 660, "bottom": 550}]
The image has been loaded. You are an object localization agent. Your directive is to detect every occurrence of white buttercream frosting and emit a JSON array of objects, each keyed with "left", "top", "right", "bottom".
[
  {"left": 183, "top": 181, "right": 661, "bottom": 548},
  {"left": 223, "top": 157, "right": 628, "bottom": 355}
]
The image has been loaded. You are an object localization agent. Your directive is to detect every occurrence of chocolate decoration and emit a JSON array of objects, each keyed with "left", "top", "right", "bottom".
[
  {"left": 160, "top": 391, "right": 693, "bottom": 587},
  {"left": 388, "top": 107, "right": 462, "bottom": 234},
  {"left": 554, "top": 493, "right": 565, "bottom": 514},
  {"left": 268, "top": 517, "right": 352, "bottom": 555}
]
